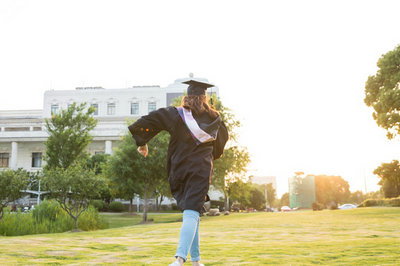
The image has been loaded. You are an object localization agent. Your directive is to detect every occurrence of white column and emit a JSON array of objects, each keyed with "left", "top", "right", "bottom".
[
  {"left": 10, "top": 141, "right": 18, "bottom": 169},
  {"left": 105, "top": 140, "right": 112, "bottom": 155}
]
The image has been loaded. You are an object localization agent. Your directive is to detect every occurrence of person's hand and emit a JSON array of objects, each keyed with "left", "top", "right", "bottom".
[{"left": 137, "top": 144, "right": 148, "bottom": 157}]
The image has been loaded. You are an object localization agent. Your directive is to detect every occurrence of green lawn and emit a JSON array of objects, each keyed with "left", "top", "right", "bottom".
[{"left": 0, "top": 208, "right": 399, "bottom": 265}]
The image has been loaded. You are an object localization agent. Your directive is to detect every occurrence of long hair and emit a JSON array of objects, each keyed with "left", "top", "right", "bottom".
[{"left": 181, "top": 95, "right": 219, "bottom": 119}]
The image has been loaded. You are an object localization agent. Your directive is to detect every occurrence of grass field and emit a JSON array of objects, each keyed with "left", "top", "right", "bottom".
[{"left": 0, "top": 207, "right": 399, "bottom": 265}]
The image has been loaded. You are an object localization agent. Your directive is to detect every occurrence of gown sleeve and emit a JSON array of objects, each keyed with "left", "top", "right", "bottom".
[
  {"left": 213, "top": 120, "right": 229, "bottom": 160},
  {"left": 128, "top": 107, "right": 176, "bottom": 146}
]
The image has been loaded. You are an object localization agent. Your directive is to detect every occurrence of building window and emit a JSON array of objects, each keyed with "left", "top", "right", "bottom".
[
  {"left": 0, "top": 153, "right": 9, "bottom": 168},
  {"left": 51, "top": 104, "right": 59, "bottom": 116},
  {"left": 131, "top": 102, "right": 139, "bottom": 115},
  {"left": 32, "top": 152, "right": 42, "bottom": 168},
  {"left": 148, "top": 102, "right": 156, "bottom": 113},
  {"left": 91, "top": 103, "right": 99, "bottom": 115},
  {"left": 107, "top": 103, "right": 116, "bottom": 115}
]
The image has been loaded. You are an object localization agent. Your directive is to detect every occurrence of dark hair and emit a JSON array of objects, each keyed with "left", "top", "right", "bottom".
[{"left": 181, "top": 95, "right": 219, "bottom": 119}]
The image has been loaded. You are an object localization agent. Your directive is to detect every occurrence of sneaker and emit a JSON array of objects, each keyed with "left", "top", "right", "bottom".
[{"left": 168, "top": 261, "right": 182, "bottom": 266}]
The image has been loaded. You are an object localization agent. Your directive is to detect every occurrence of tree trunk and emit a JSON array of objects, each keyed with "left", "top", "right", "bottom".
[
  {"left": 159, "top": 195, "right": 164, "bottom": 211},
  {"left": 155, "top": 196, "right": 159, "bottom": 212},
  {"left": 142, "top": 185, "right": 148, "bottom": 222},
  {"left": 129, "top": 198, "right": 133, "bottom": 213},
  {"left": 74, "top": 217, "right": 78, "bottom": 230},
  {"left": 224, "top": 190, "right": 229, "bottom": 211}
]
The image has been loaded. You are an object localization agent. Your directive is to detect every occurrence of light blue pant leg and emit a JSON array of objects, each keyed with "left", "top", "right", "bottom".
[
  {"left": 189, "top": 216, "right": 201, "bottom": 261},
  {"left": 175, "top": 210, "right": 200, "bottom": 262}
]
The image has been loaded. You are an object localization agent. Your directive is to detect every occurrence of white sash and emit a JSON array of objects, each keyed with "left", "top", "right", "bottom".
[{"left": 181, "top": 108, "right": 215, "bottom": 143}]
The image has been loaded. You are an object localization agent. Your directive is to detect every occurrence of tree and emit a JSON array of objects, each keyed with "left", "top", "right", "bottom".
[
  {"left": 229, "top": 179, "right": 251, "bottom": 210},
  {"left": 280, "top": 192, "right": 290, "bottom": 207},
  {"left": 364, "top": 45, "right": 400, "bottom": 140},
  {"left": 107, "top": 130, "right": 169, "bottom": 221},
  {"left": 106, "top": 133, "right": 143, "bottom": 214},
  {"left": 373, "top": 160, "right": 400, "bottom": 198},
  {"left": 44, "top": 102, "right": 97, "bottom": 170},
  {"left": 43, "top": 164, "right": 107, "bottom": 230},
  {"left": 315, "top": 175, "right": 350, "bottom": 207},
  {"left": 86, "top": 154, "right": 112, "bottom": 203},
  {"left": 213, "top": 146, "right": 250, "bottom": 210},
  {"left": 249, "top": 187, "right": 266, "bottom": 210},
  {"left": 0, "top": 169, "right": 30, "bottom": 222},
  {"left": 265, "top": 183, "right": 276, "bottom": 208}
]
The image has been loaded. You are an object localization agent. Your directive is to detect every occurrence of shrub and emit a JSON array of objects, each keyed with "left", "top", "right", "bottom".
[
  {"left": 109, "top": 201, "right": 124, "bottom": 212},
  {"left": 32, "top": 200, "right": 62, "bottom": 223},
  {"left": 91, "top": 200, "right": 106, "bottom": 211},
  {"left": 329, "top": 203, "right": 338, "bottom": 210},
  {"left": 171, "top": 203, "right": 179, "bottom": 211},
  {"left": 312, "top": 202, "right": 324, "bottom": 211},
  {"left": 361, "top": 197, "right": 400, "bottom": 207},
  {"left": 388, "top": 197, "right": 400, "bottom": 207},
  {"left": 0, "top": 202, "right": 108, "bottom": 236},
  {"left": 78, "top": 205, "right": 108, "bottom": 231}
]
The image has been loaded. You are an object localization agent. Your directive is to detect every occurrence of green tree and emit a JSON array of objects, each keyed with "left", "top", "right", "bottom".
[
  {"left": 373, "top": 160, "right": 400, "bottom": 198},
  {"left": 44, "top": 102, "right": 97, "bottom": 170},
  {"left": 280, "top": 192, "right": 290, "bottom": 207},
  {"left": 265, "top": 183, "right": 276, "bottom": 208},
  {"left": 0, "top": 169, "right": 30, "bottom": 222},
  {"left": 86, "top": 154, "right": 112, "bottom": 203},
  {"left": 364, "top": 45, "right": 400, "bottom": 139},
  {"left": 86, "top": 153, "right": 110, "bottom": 175},
  {"left": 249, "top": 187, "right": 266, "bottom": 210},
  {"left": 349, "top": 190, "right": 365, "bottom": 205},
  {"left": 315, "top": 175, "right": 350, "bottom": 207},
  {"left": 107, "top": 130, "right": 169, "bottom": 221},
  {"left": 43, "top": 164, "right": 107, "bottom": 230},
  {"left": 106, "top": 133, "right": 142, "bottom": 214},
  {"left": 229, "top": 179, "right": 251, "bottom": 210},
  {"left": 213, "top": 146, "right": 250, "bottom": 210}
]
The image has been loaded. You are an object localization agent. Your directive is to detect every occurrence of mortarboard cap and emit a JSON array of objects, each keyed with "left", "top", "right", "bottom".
[{"left": 182, "top": 79, "right": 214, "bottom": 96}]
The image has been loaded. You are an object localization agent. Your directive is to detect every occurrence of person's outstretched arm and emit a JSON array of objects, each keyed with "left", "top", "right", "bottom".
[{"left": 128, "top": 107, "right": 177, "bottom": 153}]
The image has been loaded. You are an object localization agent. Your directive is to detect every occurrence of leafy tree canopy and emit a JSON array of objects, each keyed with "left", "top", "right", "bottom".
[
  {"left": 373, "top": 160, "right": 400, "bottom": 198},
  {"left": 44, "top": 102, "right": 97, "bottom": 169},
  {"left": 43, "top": 164, "right": 107, "bottom": 229},
  {"left": 364, "top": 45, "right": 400, "bottom": 139},
  {"left": 0, "top": 169, "right": 30, "bottom": 222}
]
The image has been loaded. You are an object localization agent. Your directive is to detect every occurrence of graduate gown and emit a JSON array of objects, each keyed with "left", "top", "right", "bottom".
[{"left": 128, "top": 106, "right": 228, "bottom": 213}]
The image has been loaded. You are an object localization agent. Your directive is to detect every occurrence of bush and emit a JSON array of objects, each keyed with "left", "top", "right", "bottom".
[
  {"left": 0, "top": 201, "right": 108, "bottom": 236},
  {"left": 361, "top": 197, "right": 400, "bottom": 207},
  {"left": 91, "top": 200, "right": 107, "bottom": 211},
  {"left": 32, "top": 200, "right": 62, "bottom": 223},
  {"left": 388, "top": 197, "right": 400, "bottom": 207},
  {"left": 362, "top": 199, "right": 379, "bottom": 207},
  {"left": 330, "top": 203, "right": 338, "bottom": 210},
  {"left": 109, "top": 201, "right": 124, "bottom": 212},
  {"left": 312, "top": 202, "right": 324, "bottom": 211}
]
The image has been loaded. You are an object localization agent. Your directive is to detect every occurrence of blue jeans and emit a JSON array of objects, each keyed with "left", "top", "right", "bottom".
[{"left": 175, "top": 210, "right": 201, "bottom": 262}]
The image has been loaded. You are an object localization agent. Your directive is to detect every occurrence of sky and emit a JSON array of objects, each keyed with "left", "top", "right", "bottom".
[{"left": 1, "top": 0, "right": 400, "bottom": 197}]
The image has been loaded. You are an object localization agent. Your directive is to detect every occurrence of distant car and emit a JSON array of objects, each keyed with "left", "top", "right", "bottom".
[
  {"left": 281, "top": 206, "right": 291, "bottom": 212},
  {"left": 338, "top": 204, "right": 357, "bottom": 210}
]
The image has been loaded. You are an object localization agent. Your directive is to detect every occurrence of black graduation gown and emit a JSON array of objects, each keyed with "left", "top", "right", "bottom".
[{"left": 128, "top": 106, "right": 228, "bottom": 213}]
